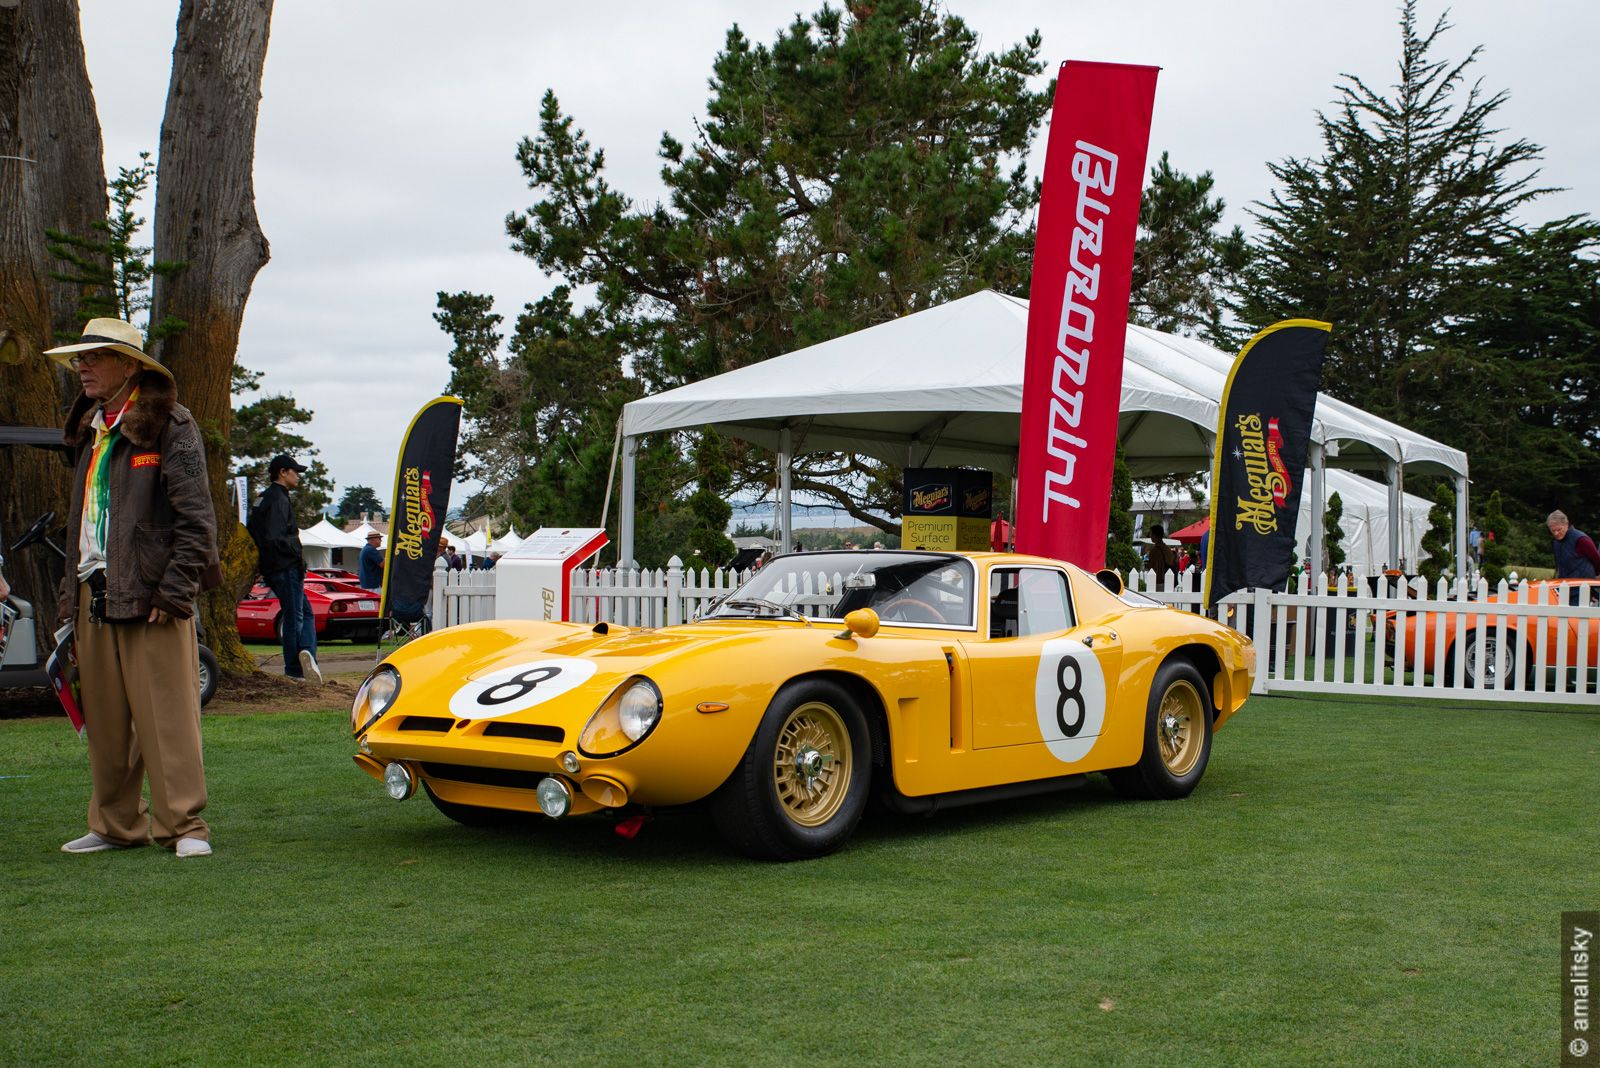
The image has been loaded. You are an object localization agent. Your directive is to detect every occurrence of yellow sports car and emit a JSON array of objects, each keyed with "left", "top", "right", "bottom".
[{"left": 351, "top": 550, "right": 1256, "bottom": 860}]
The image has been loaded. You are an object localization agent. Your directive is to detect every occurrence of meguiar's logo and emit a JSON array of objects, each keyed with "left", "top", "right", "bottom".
[
  {"left": 1232, "top": 414, "right": 1293, "bottom": 535},
  {"left": 397, "top": 467, "right": 438, "bottom": 560},
  {"left": 911, "top": 484, "right": 952, "bottom": 512}
]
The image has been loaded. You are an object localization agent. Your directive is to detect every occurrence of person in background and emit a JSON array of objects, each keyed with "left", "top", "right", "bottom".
[
  {"left": 45, "top": 318, "right": 222, "bottom": 858},
  {"left": 1146, "top": 523, "right": 1177, "bottom": 587},
  {"left": 358, "top": 530, "right": 384, "bottom": 591},
  {"left": 990, "top": 507, "right": 1011, "bottom": 553},
  {"left": 247, "top": 454, "right": 322, "bottom": 684},
  {"left": 1547, "top": 511, "right": 1600, "bottom": 579}
]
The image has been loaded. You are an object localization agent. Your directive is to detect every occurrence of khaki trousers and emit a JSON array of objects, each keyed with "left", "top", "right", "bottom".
[{"left": 76, "top": 583, "right": 210, "bottom": 847}]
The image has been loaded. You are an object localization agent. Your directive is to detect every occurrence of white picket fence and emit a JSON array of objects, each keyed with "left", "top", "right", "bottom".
[{"left": 429, "top": 560, "right": 1600, "bottom": 706}]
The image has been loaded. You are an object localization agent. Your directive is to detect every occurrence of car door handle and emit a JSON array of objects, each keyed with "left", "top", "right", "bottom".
[{"left": 1083, "top": 630, "right": 1118, "bottom": 648}]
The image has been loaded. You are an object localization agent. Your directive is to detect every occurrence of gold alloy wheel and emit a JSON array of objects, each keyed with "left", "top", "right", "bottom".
[
  {"left": 772, "top": 700, "right": 853, "bottom": 827},
  {"left": 1156, "top": 679, "right": 1205, "bottom": 777}
]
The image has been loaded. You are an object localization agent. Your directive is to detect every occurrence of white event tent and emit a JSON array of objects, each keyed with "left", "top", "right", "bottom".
[
  {"left": 298, "top": 517, "right": 365, "bottom": 570},
  {"left": 618, "top": 290, "right": 1470, "bottom": 578}
]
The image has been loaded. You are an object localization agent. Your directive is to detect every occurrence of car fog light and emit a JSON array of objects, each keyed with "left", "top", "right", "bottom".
[
  {"left": 537, "top": 776, "right": 572, "bottom": 818},
  {"left": 384, "top": 762, "right": 416, "bottom": 801},
  {"left": 560, "top": 751, "right": 581, "bottom": 774}
]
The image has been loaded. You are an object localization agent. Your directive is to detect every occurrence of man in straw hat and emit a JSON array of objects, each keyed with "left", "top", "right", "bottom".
[
  {"left": 46, "top": 317, "right": 223, "bottom": 858},
  {"left": 358, "top": 528, "right": 385, "bottom": 592}
]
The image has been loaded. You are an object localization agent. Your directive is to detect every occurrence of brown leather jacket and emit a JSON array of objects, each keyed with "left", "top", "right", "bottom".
[{"left": 57, "top": 371, "right": 223, "bottom": 622}]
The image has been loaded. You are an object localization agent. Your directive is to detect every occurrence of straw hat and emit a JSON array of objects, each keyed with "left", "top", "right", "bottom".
[{"left": 43, "top": 317, "right": 174, "bottom": 382}]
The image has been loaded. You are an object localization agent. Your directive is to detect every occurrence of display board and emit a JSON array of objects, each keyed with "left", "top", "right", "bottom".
[
  {"left": 496, "top": 527, "right": 609, "bottom": 621},
  {"left": 902, "top": 468, "right": 992, "bottom": 551}
]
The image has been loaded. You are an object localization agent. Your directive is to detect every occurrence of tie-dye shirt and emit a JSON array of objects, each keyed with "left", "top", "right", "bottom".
[{"left": 77, "top": 390, "right": 138, "bottom": 581}]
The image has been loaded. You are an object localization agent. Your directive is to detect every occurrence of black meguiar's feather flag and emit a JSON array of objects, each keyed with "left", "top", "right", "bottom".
[
  {"left": 1202, "top": 321, "right": 1331, "bottom": 610},
  {"left": 380, "top": 397, "right": 463, "bottom": 623}
]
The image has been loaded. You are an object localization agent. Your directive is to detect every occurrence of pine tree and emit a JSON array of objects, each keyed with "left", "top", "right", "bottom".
[
  {"left": 1480, "top": 490, "right": 1511, "bottom": 586},
  {"left": 1234, "top": 2, "right": 1545, "bottom": 422},
  {"left": 503, "top": 2, "right": 1049, "bottom": 531},
  {"left": 1105, "top": 445, "right": 1141, "bottom": 574},
  {"left": 1323, "top": 491, "right": 1346, "bottom": 572},
  {"left": 1419, "top": 482, "right": 1456, "bottom": 584},
  {"left": 45, "top": 151, "right": 185, "bottom": 341},
  {"left": 687, "top": 429, "right": 736, "bottom": 568},
  {"left": 230, "top": 365, "right": 330, "bottom": 526},
  {"left": 1130, "top": 152, "right": 1248, "bottom": 344},
  {"left": 336, "top": 486, "right": 385, "bottom": 523}
]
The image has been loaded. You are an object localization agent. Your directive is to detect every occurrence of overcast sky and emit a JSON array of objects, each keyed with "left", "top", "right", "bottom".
[{"left": 78, "top": 0, "right": 1599, "bottom": 511}]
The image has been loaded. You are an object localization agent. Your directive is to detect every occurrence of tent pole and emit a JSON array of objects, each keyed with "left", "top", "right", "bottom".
[
  {"left": 618, "top": 435, "right": 638, "bottom": 567},
  {"left": 1385, "top": 458, "right": 1402, "bottom": 571},
  {"left": 778, "top": 426, "right": 793, "bottom": 553},
  {"left": 1454, "top": 474, "right": 1469, "bottom": 583},
  {"left": 1308, "top": 443, "right": 1326, "bottom": 582}
]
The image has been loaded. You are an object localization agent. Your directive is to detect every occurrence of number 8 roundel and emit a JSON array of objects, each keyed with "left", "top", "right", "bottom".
[
  {"left": 449, "top": 658, "right": 598, "bottom": 720},
  {"left": 1033, "top": 638, "right": 1107, "bottom": 763}
]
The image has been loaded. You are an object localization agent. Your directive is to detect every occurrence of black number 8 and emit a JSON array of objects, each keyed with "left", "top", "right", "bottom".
[
  {"left": 1055, "top": 655, "right": 1085, "bottom": 738},
  {"left": 477, "top": 666, "right": 561, "bottom": 706}
]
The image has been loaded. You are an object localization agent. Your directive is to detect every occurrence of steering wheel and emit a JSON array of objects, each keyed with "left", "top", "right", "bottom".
[
  {"left": 879, "top": 596, "right": 947, "bottom": 624},
  {"left": 9, "top": 511, "right": 55, "bottom": 553}
]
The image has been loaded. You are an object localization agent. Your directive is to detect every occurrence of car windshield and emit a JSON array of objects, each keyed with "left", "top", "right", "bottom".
[{"left": 703, "top": 551, "right": 975, "bottom": 628}]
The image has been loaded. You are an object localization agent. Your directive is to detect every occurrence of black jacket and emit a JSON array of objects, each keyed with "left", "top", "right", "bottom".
[{"left": 248, "top": 482, "right": 305, "bottom": 575}]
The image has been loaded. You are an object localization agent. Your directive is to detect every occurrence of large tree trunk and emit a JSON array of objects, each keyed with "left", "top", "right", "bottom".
[
  {"left": 0, "top": 0, "right": 104, "bottom": 644},
  {"left": 150, "top": 0, "right": 273, "bottom": 677}
]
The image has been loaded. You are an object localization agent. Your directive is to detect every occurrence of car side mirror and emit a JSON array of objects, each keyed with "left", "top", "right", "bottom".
[
  {"left": 1095, "top": 569, "right": 1124, "bottom": 595},
  {"left": 836, "top": 607, "right": 880, "bottom": 641}
]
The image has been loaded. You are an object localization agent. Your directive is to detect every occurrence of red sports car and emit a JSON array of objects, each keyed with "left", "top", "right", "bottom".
[
  {"left": 237, "top": 578, "right": 383, "bottom": 643},
  {"left": 309, "top": 567, "right": 365, "bottom": 586}
]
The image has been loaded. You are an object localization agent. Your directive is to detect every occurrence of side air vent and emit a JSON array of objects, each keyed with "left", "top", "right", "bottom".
[
  {"left": 398, "top": 716, "right": 453, "bottom": 732},
  {"left": 482, "top": 722, "right": 565, "bottom": 743},
  {"left": 421, "top": 762, "right": 546, "bottom": 790}
]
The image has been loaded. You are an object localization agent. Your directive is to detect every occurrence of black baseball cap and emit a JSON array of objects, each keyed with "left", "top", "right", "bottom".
[{"left": 268, "top": 454, "right": 308, "bottom": 477}]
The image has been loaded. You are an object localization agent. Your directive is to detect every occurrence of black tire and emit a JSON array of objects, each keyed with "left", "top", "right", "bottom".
[
  {"left": 423, "top": 782, "right": 541, "bottom": 828},
  {"left": 1108, "top": 658, "right": 1213, "bottom": 800},
  {"left": 273, "top": 613, "right": 283, "bottom": 642},
  {"left": 196, "top": 644, "right": 219, "bottom": 707},
  {"left": 710, "top": 678, "right": 872, "bottom": 861},
  {"left": 1443, "top": 631, "right": 1534, "bottom": 690}
]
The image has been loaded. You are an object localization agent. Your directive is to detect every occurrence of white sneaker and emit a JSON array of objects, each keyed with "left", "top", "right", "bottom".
[
  {"left": 298, "top": 649, "right": 324, "bottom": 685},
  {"left": 175, "top": 837, "right": 213, "bottom": 858},
  {"left": 61, "top": 831, "right": 123, "bottom": 854}
]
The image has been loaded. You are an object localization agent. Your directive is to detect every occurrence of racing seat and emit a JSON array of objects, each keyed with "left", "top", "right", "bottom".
[{"left": 990, "top": 587, "right": 1019, "bottom": 639}]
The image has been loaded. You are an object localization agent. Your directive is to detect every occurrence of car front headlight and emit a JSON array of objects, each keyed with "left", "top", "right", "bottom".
[
  {"left": 352, "top": 665, "right": 401, "bottom": 735},
  {"left": 579, "top": 677, "right": 662, "bottom": 757}
]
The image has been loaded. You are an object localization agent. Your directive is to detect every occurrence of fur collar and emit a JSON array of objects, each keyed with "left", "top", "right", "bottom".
[{"left": 63, "top": 370, "right": 180, "bottom": 450}]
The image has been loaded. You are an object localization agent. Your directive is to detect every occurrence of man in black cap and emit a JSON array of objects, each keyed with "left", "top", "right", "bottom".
[{"left": 247, "top": 455, "right": 322, "bottom": 683}]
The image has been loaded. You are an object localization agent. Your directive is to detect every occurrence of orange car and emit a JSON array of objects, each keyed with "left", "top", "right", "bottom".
[{"left": 1389, "top": 579, "right": 1600, "bottom": 688}]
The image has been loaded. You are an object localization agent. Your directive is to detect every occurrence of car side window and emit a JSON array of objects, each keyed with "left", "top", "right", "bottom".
[{"left": 989, "top": 568, "right": 1074, "bottom": 638}]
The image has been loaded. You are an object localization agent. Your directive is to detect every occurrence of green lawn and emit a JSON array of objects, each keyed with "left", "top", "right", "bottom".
[{"left": 2, "top": 697, "right": 1594, "bottom": 1066}]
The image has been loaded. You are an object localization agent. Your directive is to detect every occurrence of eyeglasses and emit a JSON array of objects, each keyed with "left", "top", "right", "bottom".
[{"left": 68, "top": 351, "right": 118, "bottom": 369}]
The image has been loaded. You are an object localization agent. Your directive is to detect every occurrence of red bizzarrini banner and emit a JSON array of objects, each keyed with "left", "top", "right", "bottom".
[{"left": 1015, "top": 61, "right": 1159, "bottom": 569}]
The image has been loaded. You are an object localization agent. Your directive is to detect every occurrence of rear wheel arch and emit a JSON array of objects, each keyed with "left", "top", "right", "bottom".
[{"left": 1163, "top": 644, "right": 1222, "bottom": 716}]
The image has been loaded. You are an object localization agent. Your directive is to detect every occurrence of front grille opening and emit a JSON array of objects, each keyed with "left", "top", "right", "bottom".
[
  {"left": 482, "top": 722, "right": 564, "bottom": 743},
  {"left": 421, "top": 763, "right": 546, "bottom": 790},
  {"left": 399, "top": 716, "right": 454, "bottom": 732}
]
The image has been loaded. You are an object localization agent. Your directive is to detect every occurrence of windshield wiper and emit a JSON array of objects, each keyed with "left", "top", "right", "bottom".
[{"left": 719, "top": 598, "right": 812, "bottom": 625}]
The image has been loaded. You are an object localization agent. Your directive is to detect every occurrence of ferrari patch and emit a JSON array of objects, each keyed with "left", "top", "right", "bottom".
[{"left": 131, "top": 452, "right": 160, "bottom": 469}]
